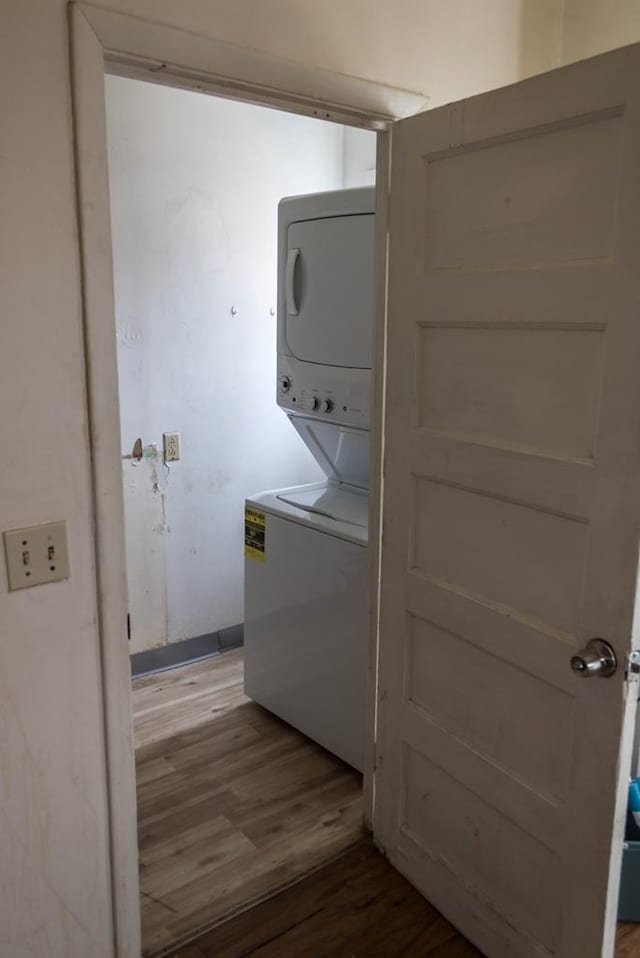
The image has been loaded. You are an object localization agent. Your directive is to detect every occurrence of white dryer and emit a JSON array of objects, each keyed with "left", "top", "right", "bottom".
[
  {"left": 276, "top": 186, "right": 375, "bottom": 431},
  {"left": 244, "top": 187, "right": 375, "bottom": 772}
]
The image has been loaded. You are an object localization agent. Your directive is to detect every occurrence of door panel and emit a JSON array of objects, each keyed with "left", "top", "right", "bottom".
[
  {"left": 423, "top": 112, "right": 621, "bottom": 272},
  {"left": 406, "top": 615, "right": 573, "bottom": 802},
  {"left": 411, "top": 475, "right": 588, "bottom": 634},
  {"left": 375, "top": 46, "right": 640, "bottom": 958},
  {"left": 415, "top": 325, "right": 604, "bottom": 459},
  {"left": 402, "top": 749, "right": 561, "bottom": 949},
  {"left": 285, "top": 214, "right": 374, "bottom": 368}
]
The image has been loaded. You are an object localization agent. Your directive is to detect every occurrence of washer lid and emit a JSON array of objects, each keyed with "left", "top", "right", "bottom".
[
  {"left": 247, "top": 483, "right": 368, "bottom": 546},
  {"left": 276, "top": 483, "right": 368, "bottom": 527}
]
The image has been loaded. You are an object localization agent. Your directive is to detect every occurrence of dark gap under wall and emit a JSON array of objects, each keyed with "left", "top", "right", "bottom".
[{"left": 130, "top": 624, "right": 244, "bottom": 679}]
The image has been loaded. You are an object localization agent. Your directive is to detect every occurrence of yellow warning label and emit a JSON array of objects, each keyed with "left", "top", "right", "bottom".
[{"left": 244, "top": 507, "right": 266, "bottom": 561}]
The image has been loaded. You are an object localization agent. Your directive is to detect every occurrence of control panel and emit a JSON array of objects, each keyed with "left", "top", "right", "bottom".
[{"left": 277, "top": 356, "right": 370, "bottom": 429}]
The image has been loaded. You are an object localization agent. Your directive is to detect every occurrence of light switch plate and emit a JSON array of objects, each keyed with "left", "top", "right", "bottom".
[
  {"left": 4, "top": 521, "right": 70, "bottom": 591},
  {"left": 163, "top": 432, "right": 181, "bottom": 462}
]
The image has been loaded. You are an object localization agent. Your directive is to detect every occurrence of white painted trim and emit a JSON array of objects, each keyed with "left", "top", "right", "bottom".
[
  {"left": 69, "top": 4, "right": 411, "bottom": 955},
  {"left": 78, "top": 3, "right": 428, "bottom": 129},
  {"left": 363, "top": 131, "right": 391, "bottom": 831},
  {"left": 69, "top": 7, "right": 140, "bottom": 958}
]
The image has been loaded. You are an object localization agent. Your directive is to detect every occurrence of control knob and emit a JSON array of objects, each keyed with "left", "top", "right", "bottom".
[
  {"left": 320, "top": 399, "right": 334, "bottom": 413},
  {"left": 279, "top": 375, "right": 291, "bottom": 392},
  {"left": 310, "top": 397, "right": 320, "bottom": 411}
]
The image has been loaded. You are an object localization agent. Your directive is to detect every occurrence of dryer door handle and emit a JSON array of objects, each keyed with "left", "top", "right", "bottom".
[{"left": 285, "top": 248, "right": 300, "bottom": 316}]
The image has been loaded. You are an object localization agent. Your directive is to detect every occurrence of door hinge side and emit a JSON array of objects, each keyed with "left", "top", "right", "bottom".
[{"left": 625, "top": 650, "right": 640, "bottom": 682}]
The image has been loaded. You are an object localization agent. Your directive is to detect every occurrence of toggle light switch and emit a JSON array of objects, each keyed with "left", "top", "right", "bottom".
[{"left": 3, "top": 521, "right": 70, "bottom": 591}]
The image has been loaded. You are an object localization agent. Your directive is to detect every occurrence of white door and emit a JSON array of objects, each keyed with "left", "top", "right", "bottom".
[{"left": 375, "top": 45, "right": 640, "bottom": 958}]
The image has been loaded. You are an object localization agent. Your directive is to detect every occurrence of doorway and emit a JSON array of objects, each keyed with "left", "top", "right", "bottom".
[
  {"left": 104, "top": 74, "right": 377, "bottom": 955},
  {"left": 70, "top": 9, "right": 421, "bottom": 957}
]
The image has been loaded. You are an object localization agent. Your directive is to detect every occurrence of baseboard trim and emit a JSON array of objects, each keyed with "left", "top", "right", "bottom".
[{"left": 130, "top": 624, "right": 244, "bottom": 678}]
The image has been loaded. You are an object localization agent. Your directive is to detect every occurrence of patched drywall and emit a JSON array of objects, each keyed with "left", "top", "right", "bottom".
[
  {"left": 107, "top": 76, "right": 369, "bottom": 650},
  {"left": 121, "top": 446, "right": 168, "bottom": 654}
]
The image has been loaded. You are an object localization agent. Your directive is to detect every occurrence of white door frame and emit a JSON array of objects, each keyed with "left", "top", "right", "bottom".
[{"left": 69, "top": 3, "right": 427, "bottom": 955}]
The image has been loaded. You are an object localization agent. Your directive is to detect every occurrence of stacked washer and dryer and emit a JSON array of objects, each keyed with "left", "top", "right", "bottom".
[{"left": 244, "top": 186, "right": 375, "bottom": 773}]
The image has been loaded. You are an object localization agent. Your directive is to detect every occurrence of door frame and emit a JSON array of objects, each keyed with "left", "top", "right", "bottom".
[{"left": 69, "top": 3, "right": 427, "bottom": 955}]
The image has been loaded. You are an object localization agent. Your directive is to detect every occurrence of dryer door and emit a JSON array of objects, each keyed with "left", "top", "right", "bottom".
[{"left": 285, "top": 214, "right": 374, "bottom": 369}]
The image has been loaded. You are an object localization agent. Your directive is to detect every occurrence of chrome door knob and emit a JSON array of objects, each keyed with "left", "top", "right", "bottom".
[{"left": 570, "top": 639, "right": 617, "bottom": 678}]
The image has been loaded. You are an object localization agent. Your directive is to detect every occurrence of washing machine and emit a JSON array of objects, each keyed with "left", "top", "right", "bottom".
[
  {"left": 244, "top": 480, "right": 368, "bottom": 770},
  {"left": 244, "top": 186, "right": 375, "bottom": 772}
]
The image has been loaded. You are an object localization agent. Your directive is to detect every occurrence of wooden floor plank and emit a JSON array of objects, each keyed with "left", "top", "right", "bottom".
[
  {"left": 171, "top": 842, "right": 640, "bottom": 958},
  {"left": 617, "top": 922, "right": 640, "bottom": 957},
  {"left": 177, "top": 843, "right": 469, "bottom": 958},
  {"left": 133, "top": 650, "right": 363, "bottom": 957},
  {"left": 135, "top": 650, "right": 640, "bottom": 958}
]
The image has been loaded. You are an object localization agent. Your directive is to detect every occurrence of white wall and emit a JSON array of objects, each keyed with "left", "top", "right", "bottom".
[
  {"left": 0, "top": 1, "right": 563, "bottom": 954},
  {"left": 97, "top": 0, "right": 563, "bottom": 108},
  {"left": 560, "top": 0, "right": 640, "bottom": 64},
  {"left": 343, "top": 128, "right": 377, "bottom": 188},
  {"left": 106, "top": 76, "right": 348, "bottom": 650}
]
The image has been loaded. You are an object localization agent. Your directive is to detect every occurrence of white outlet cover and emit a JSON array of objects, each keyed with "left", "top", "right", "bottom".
[
  {"left": 4, "top": 521, "right": 70, "bottom": 591},
  {"left": 163, "top": 432, "right": 181, "bottom": 462}
]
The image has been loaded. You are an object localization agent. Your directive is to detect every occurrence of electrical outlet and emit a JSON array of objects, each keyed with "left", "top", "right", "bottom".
[
  {"left": 4, "top": 521, "right": 70, "bottom": 591},
  {"left": 163, "top": 432, "right": 181, "bottom": 462}
]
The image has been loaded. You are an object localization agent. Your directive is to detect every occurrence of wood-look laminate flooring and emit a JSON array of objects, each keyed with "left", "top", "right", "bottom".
[
  {"left": 133, "top": 649, "right": 364, "bottom": 957},
  {"left": 170, "top": 842, "right": 640, "bottom": 958}
]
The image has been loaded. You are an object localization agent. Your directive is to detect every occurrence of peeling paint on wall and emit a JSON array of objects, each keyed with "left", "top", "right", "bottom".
[{"left": 121, "top": 448, "right": 169, "bottom": 653}]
